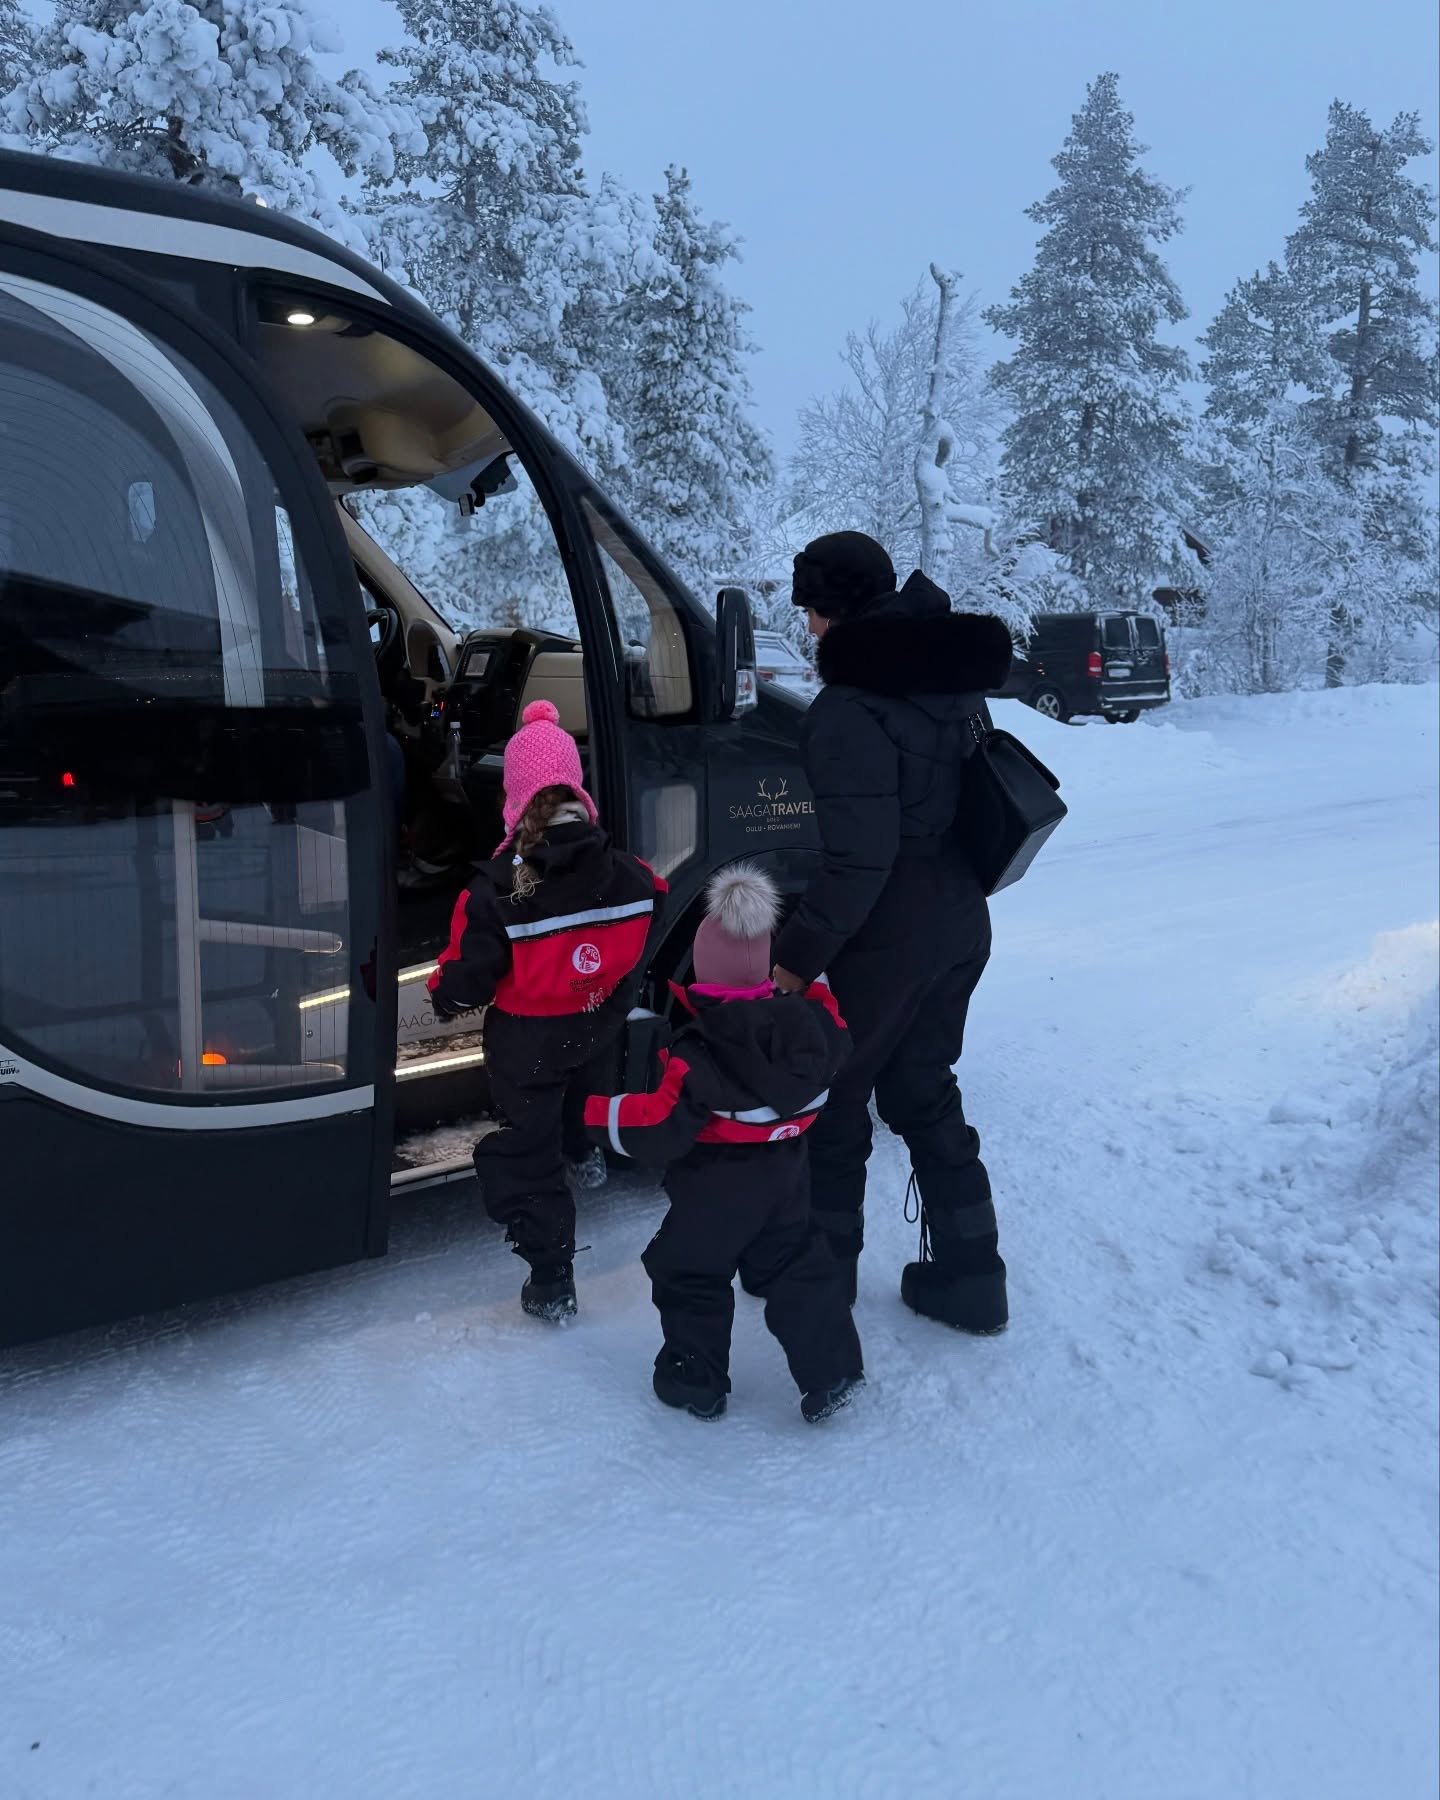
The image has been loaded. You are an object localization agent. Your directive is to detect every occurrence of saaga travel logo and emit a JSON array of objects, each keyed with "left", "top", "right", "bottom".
[
  {"left": 572, "top": 943, "right": 603, "bottom": 977},
  {"left": 728, "top": 775, "right": 815, "bottom": 837}
]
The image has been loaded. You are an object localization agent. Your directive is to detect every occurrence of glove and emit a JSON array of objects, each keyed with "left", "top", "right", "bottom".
[{"left": 429, "top": 986, "right": 470, "bottom": 1022}]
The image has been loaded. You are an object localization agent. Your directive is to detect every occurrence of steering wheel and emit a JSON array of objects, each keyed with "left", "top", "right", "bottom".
[{"left": 365, "top": 603, "right": 405, "bottom": 684}]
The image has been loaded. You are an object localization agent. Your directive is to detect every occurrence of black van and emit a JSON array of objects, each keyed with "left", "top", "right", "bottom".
[
  {"left": 0, "top": 149, "right": 834, "bottom": 1346},
  {"left": 999, "top": 612, "right": 1170, "bottom": 723}
]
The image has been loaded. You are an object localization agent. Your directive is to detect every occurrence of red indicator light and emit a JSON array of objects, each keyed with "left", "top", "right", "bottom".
[{"left": 61, "top": 771, "right": 76, "bottom": 788}]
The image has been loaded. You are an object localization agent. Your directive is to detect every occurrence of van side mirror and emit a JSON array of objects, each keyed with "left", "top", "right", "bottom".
[{"left": 715, "top": 586, "right": 757, "bottom": 719}]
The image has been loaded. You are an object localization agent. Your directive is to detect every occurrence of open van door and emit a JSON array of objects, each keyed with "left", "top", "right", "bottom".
[
  {"left": 575, "top": 497, "right": 819, "bottom": 986},
  {"left": 0, "top": 225, "right": 394, "bottom": 1345}
]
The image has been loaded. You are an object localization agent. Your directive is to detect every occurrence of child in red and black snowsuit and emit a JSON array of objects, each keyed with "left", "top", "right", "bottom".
[
  {"left": 428, "top": 700, "right": 664, "bottom": 1321},
  {"left": 585, "top": 864, "right": 864, "bottom": 1423}
]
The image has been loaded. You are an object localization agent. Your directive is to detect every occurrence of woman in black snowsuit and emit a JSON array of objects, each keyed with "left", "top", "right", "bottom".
[{"left": 770, "top": 532, "right": 1015, "bottom": 1333}]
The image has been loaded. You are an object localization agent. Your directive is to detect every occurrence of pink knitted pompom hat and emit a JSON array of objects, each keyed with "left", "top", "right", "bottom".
[{"left": 498, "top": 700, "right": 598, "bottom": 849}]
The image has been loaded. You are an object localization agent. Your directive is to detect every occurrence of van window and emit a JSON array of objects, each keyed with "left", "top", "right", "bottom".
[
  {"left": 1101, "top": 616, "right": 1132, "bottom": 652},
  {"left": 1134, "top": 616, "right": 1162, "bottom": 650},
  {"left": 580, "top": 499, "right": 694, "bottom": 720},
  {"left": 1034, "top": 615, "right": 1090, "bottom": 650},
  {"left": 0, "top": 276, "right": 361, "bottom": 1100}
]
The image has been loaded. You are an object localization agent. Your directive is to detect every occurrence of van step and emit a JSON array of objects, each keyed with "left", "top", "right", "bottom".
[
  {"left": 391, "top": 1117, "right": 496, "bottom": 1183},
  {"left": 390, "top": 1153, "right": 476, "bottom": 1191}
]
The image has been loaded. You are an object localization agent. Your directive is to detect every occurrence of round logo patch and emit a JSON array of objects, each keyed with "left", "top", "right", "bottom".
[
  {"left": 768, "top": 1123, "right": 801, "bottom": 1142},
  {"left": 572, "top": 942, "right": 602, "bottom": 977}
]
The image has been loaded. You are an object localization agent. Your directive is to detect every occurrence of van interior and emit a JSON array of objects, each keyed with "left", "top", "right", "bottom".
[{"left": 251, "top": 289, "right": 684, "bottom": 1140}]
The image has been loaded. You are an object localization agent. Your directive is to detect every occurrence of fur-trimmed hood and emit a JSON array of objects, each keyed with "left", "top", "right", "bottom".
[{"left": 816, "top": 571, "right": 1014, "bottom": 698}]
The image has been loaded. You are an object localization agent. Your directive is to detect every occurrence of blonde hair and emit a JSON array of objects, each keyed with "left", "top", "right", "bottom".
[{"left": 510, "top": 785, "right": 587, "bottom": 902}]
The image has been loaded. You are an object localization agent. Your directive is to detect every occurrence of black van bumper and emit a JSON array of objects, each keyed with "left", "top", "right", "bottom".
[{"left": 1098, "top": 684, "right": 1169, "bottom": 715}]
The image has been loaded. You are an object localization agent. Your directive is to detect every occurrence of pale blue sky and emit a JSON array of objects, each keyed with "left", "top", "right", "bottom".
[{"left": 346, "top": 0, "right": 1438, "bottom": 455}]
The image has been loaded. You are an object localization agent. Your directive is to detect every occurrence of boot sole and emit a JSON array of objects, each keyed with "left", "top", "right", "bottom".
[
  {"left": 655, "top": 1393, "right": 727, "bottom": 1421},
  {"left": 522, "top": 1294, "right": 578, "bottom": 1322},
  {"left": 904, "top": 1303, "right": 1009, "bottom": 1336}
]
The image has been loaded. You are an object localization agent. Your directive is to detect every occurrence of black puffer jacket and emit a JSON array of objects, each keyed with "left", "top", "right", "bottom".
[{"left": 771, "top": 572, "right": 1013, "bottom": 983}]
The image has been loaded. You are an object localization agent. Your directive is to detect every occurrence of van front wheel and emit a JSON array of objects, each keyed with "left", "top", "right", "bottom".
[{"left": 1032, "top": 687, "right": 1069, "bottom": 723}]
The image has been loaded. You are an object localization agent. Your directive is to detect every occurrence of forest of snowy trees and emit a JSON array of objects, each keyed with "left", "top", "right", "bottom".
[{"left": 1, "top": 2, "right": 1435, "bottom": 693}]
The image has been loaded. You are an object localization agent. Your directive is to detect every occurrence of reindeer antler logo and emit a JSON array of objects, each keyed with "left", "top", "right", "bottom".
[{"left": 757, "top": 777, "right": 789, "bottom": 804}]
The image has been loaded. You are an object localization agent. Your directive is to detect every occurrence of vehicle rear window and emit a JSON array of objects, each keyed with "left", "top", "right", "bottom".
[
  {"left": 1101, "top": 617, "right": 1132, "bottom": 651},
  {"left": 1134, "top": 617, "right": 1162, "bottom": 649}
]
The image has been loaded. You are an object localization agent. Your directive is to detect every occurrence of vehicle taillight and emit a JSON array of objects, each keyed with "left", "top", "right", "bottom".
[{"left": 1086, "top": 652, "right": 1103, "bottom": 679}]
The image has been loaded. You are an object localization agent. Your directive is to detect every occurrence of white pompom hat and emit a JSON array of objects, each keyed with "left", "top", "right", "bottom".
[{"left": 692, "top": 862, "right": 782, "bottom": 989}]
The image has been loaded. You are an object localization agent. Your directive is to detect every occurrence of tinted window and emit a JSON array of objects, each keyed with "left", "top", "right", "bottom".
[
  {"left": 0, "top": 277, "right": 363, "bottom": 1099},
  {"left": 1134, "top": 616, "right": 1162, "bottom": 650},
  {"left": 1101, "top": 616, "right": 1132, "bottom": 652},
  {"left": 1033, "top": 615, "right": 1093, "bottom": 651}
]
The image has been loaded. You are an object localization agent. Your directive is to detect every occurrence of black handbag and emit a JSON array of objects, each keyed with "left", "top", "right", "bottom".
[{"left": 955, "top": 714, "right": 1067, "bottom": 895}]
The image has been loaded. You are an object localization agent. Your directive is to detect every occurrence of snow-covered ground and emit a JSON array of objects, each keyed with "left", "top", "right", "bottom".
[{"left": 2, "top": 684, "right": 1437, "bottom": 1800}]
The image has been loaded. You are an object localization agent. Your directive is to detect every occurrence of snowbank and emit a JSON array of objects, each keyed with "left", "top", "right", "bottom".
[{"left": 1207, "top": 928, "right": 1439, "bottom": 1393}]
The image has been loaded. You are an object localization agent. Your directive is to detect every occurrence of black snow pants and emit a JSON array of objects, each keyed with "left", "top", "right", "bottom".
[
  {"left": 477, "top": 1006, "right": 625, "bottom": 1266},
  {"left": 643, "top": 1139, "right": 864, "bottom": 1396},
  {"left": 807, "top": 854, "right": 997, "bottom": 1284}
]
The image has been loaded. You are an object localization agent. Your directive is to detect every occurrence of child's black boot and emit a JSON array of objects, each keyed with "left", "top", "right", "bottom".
[
  {"left": 521, "top": 1261, "right": 577, "bottom": 1322},
  {"left": 801, "top": 1371, "right": 865, "bottom": 1424},
  {"left": 652, "top": 1350, "right": 727, "bottom": 1421}
]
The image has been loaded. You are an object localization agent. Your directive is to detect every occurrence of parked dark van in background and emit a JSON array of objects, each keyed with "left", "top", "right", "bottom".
[{"left": 1000, "top": 611, "right": 1171, "bottom": 723}]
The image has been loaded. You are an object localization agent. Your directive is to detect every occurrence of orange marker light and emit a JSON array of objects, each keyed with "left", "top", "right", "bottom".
[{"left": 201, "top": 1052, "right": 227, "bottom": 1066}]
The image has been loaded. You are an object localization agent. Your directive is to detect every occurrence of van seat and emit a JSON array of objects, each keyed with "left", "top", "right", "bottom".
[{"left": 520, "top": 645, "right": 587, "bottom": 738}]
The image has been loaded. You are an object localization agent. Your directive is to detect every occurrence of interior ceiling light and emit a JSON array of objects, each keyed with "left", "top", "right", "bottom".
[{"left": 286, "top": 309, "right": 317, "bottom": 327}]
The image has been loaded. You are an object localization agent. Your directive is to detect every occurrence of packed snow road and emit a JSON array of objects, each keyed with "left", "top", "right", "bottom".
[{"left": 2, "top": 684, "right": 1436, "bottom": 1800}]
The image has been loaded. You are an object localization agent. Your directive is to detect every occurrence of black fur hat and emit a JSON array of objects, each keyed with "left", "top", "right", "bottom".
[{"left": 791, "top": 531, "right": 896, "bottom": 619}]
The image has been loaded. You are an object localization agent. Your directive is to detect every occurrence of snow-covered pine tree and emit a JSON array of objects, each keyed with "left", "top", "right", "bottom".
[
  {"left": 362, "top": 0, "right": 655, "bottom": 629},
  {"left": 613, "top": 164, "right": 772, "bottom": 594},
  {"left": 0, "top": 0, "right": 29, "bottom": 101},
  {"left": 985, "top": 71, "right": 1198, "bottom": 607},
  {"left": 1198, "top": 264, "right": 1339, "bottom": 692},
  {"left": 4, "top": 0, "right": 420, "bottom": 244},
  {"left": 1284, "top": 102, "right": 1439, "bottom": 685}
]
